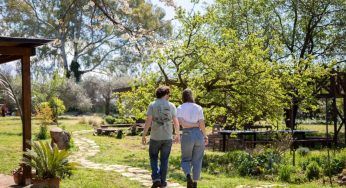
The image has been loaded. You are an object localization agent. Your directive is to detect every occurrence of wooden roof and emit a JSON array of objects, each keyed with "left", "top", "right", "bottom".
[{"left": 0, "top": 36, "right": 53, "bottom": 64}]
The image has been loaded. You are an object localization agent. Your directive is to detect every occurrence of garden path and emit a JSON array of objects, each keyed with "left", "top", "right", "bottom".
[{"left": 69, "top": 130, "right": 184, "bottom": 188}]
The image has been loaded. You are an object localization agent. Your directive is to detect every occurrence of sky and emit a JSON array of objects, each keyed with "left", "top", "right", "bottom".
[{"left": 150, "top": 0, "right": 214, "bottom": 27}]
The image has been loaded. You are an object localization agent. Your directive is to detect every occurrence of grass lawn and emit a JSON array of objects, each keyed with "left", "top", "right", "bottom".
[
  {"left": 86, "top": 132, "right": 344, "bottom": 187},
  {"left": 61, "top": 168, "right": 143, "bottom": 188},
  {"left": 0, "top": 116, "right": 94, "bottom": 174},
  {"left": 0, "top": 115, "right": 345, "bottom": 187}
]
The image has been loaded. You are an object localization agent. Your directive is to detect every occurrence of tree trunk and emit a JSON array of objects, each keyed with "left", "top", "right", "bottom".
[
  {"left": 284, "top": 98, "right": 299, "bottom": 129},
  {"left": 105, "top": 98, "right": 110, "bottom": 115},
  {"left": 60, "top": 38, "right": 70, "bottom": 78}
]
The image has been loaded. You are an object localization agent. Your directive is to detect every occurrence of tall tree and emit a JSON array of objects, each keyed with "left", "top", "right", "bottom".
[
  {"left": 209, "top": 0, "right": 345, "bottom": 128},
  {"left": 0, "top": 0, "right": 172, "bottom": 80},
  {"left": 118, "top": 10, "right": 287, "bottom": 127},
  {"left": 117, "top": 0, "right": 345, "bottom": 128}
]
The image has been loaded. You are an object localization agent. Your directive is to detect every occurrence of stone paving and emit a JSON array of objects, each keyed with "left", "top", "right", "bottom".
[{"left": 70, "top": 130, "right": 184, "bottom": 188}]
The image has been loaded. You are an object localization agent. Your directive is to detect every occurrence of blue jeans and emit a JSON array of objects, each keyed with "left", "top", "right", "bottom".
[
  {"left": 149, "top": 139, "right": 172, "bottom": 184},
  {"left": 181, "top": 127, "right": 205, "bottom": 181}
]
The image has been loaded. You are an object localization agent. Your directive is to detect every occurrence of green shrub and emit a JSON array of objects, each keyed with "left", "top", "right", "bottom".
[
  {"left": 202, "top": 152, "right": 241, "bottom": 175},
  {"left": 67, "top": 138, "right": 75, "bottom": 150},
  {"left": 299, "top": 154, "right": 322, "bottom": 171},
  {"left": 297, "top": 147, "right": 310, "bottom": 156},
  {"left": 237, "top": 153, "right": 259, "bottom": 176},
  {"left": 256, "top": 148, "right": 282, "bottom": 174},
  {"left": 105, "top": 116, "right": 115, "bottom": 124},
  {"left": 49, "top": 97, "right": 66, "bottom": 123},
  {"left": 291, "top": 173, "right": 306, "bottom": 183},
  {"left": 202, "top": 154, "right": 221, "bottom": 174},
  {"left": 278, "top": 165, "right": 293, "bottom": 182},
  {"left": 112, "top": 118, "right": 135, "bottom": 124},
  {"left": 35, "top": 125, "right": 48, "bottom": 140},
  {"left": 322, "top": 157, "right": 345, "bottom": 176},
  {"left": 305, "top": 161, "right": 321, "bottom": 181},
  {"left": 227, "top": 150, "right": 249, "bottom": 164},
  {"left": 116, "top": 130, "right": 124, "bottom": 139}
]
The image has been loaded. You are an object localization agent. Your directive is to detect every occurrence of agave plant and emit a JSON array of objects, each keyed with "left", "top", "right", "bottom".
[{"left": 23, "top": 141, "right": 76, "bottom": 180}]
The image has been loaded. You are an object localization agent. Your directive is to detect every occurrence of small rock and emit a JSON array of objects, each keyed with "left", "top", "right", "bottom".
[
  {"left": 122, "top": 172, "right": 136, "bottom": 177},
  {"left": 50, "top": 127, "right": 71, "bottom": 150}
]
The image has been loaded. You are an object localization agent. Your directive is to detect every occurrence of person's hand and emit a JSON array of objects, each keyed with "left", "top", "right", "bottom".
[
  {"left": 204, "top": 136, "right": 208, "bottom": 146},
  {"left": 174, "top": 134, "right": 180, "bottom": 144},
  {"left": 142, "top": 136, "right": 147, "bottom": 145}
]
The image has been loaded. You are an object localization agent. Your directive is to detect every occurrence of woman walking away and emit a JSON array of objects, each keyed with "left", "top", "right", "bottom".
[{"left": 177, "top": 89, "right": 208, "bottom": 188}]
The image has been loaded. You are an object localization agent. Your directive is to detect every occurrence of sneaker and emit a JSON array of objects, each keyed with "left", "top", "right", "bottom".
[
  {"left": 193, "top": 182, "right": 197, "bottom": 188},
  {"left": 151, "top": 181, "right": 162, "bottom": 188},
  {"left": 160, "top": 181, "right": 167, "bottom": 188},
  {"left": 187, "top": 174, "right": 193, "bottom": 188}
]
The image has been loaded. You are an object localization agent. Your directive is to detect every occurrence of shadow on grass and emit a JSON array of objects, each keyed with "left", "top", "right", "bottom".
[{"left": 0, "top": 132, "right": 22, "bottom": 136}]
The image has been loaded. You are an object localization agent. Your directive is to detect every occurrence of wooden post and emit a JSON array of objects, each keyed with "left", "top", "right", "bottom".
[
  {"left": 343, "top": 72, "right": 346, "bottom": 144},
  {"left": 332, "top": 97, "right": 338, "bottom": 144},
  {"left": 22, "top": 53, "right": 32, "bottom": 185},
  {"left": 330, "top": 71, "right": 338, "bottom": 145},
  {"left": 344, "top": 96, "right": 346, "bottom": 144}
]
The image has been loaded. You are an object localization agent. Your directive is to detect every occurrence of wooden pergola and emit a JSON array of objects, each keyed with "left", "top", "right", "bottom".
[
  {"left": 0, "top": 37, "right": 52, "bottom": 185},
  {"left": 316, "top": 70, "right": 346, "bottom": 145}
]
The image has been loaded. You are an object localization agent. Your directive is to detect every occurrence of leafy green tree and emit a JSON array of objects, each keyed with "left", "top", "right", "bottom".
[
  {"left": 209, "top": 0, "right": 345, "bottom": 128},
  {"left": 116, "top": 73, "right": 169, "bottom": 121},
  {"left": 117, "top": 11, "right": 287, "bottom": 127},
  {"left": 270, "top": 0, "right": 345, "bottom": 128},
  {"left": 117, "top": 0, "right": 345, "bottom": 128}
]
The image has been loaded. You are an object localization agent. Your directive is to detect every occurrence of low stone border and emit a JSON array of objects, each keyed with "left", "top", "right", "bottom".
[{"left": 70, "top": 130, "right": 184, "bottom": 188}]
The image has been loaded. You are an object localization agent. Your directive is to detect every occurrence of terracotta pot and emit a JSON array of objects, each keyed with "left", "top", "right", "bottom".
[
  {"left": 12, "top": 167, "right": 24, "bottom": 185},
  {"left": 32, "top": 178, "right": 60, "bottom": 188},
  {"left": 13, "top": 171, "right": 23, "bottom": 185}
]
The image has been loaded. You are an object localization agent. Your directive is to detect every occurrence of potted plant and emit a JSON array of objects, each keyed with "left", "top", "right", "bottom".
[
  {"left": 23, "top": 141, "right": 76, "bottom": 188},
  {"left": 12, "top": 164, "right": 23, "bottom": 185}
]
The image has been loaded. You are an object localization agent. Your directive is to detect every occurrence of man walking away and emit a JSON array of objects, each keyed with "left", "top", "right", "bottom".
[{"left": 142, "top": 86, "right": 180, "bottom": 188}]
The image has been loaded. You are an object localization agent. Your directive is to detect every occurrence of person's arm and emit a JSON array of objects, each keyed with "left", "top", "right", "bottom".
[
  {"left": 178, "top": 118, "right": 199, "bottom": 128},
  {"left": 173, "top": 116, "right": 180, "bottom": 143},
  {"left": 198, "top": 119, "right": 208, "bottom": 145},
  {"left": 197, "top": 107, "right": 208, "bottom": 145},
  {"left": 142, "top": 115, "right": 152, "bottom": 145}
]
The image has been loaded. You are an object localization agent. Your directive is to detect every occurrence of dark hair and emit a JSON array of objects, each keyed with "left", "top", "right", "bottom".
[
  {"left": 182, "top": 89, "right": 195, "bottom": 103},
  {"left": 156, "top": 86, "right": 170, "bottom": 98}
]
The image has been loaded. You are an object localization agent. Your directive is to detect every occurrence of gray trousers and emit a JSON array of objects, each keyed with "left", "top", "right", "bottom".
[{"left": 181, "top": 127, "right": 205, "bottom": 181}]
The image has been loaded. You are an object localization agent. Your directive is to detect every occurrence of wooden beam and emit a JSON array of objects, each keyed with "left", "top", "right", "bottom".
[
  {"left": 21, "top": 55, "right": 32, "bottom": 185},
  {"left": 113, "top": 86, "right": 132, "bottom": 93},
  {"left": 0, "top": 46, "right": 32, "bottom": 56},
  {"left": 0, "top": 55, "right": 21, "bottom": 64}
]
